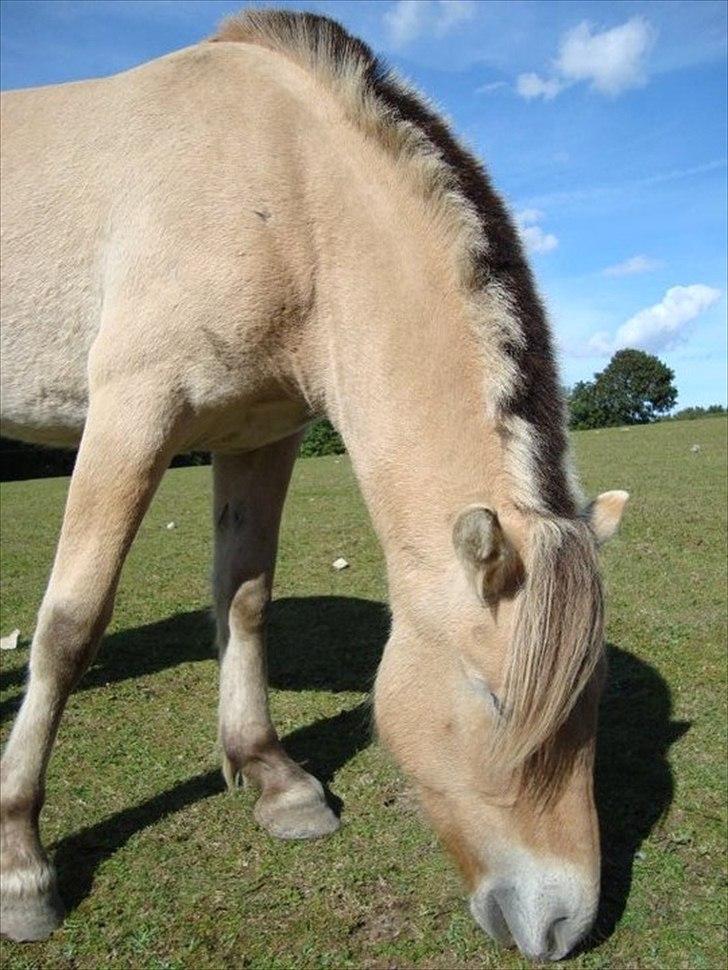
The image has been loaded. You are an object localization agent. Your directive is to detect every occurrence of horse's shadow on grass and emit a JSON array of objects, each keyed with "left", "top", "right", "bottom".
[
  {"left": 3, "top": 597, "right": 688, "bottom": 953},
  {"left": 591, "top": 644, "right": 690, "bottom": 947},
  {"left": 0, "top": 596, "right": 391, "bottom": 708}
]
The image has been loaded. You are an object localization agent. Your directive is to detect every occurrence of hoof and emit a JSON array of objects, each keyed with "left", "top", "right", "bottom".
[
  {"left": 254, "top": 781, "right": 341, "bottom": 840},
  {"left": 0, "top": 880, "right": 64, "bottom": 942}
]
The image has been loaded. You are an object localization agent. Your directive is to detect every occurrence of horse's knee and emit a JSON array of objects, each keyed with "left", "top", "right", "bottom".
[
  {"left": 0, "top": 777, "right": 41, "bottom": 824},
  {"left": 29, "top": 596, "right": 110, "bottom": 687},
  {"left": 229, "top": 575, "right": 269, "bottom": 635}
]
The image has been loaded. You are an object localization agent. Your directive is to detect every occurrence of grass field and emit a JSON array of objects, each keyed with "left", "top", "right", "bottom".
[{"left": 1, "top": 417, "right": 726, "bottom": 969}]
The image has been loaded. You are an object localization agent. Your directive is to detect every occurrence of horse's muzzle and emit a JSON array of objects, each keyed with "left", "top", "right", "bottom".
[{"left": 469, "top": 856, "right": 598, "bottom": 962}]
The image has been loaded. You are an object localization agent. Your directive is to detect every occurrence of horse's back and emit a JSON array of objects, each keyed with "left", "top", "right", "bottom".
[{"left": 0, "top": 42, "right": 323, "bottom": 448}]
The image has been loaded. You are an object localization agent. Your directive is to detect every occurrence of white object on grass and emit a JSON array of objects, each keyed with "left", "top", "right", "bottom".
[
  {"left": 332, "top": 557, "right": 349, "bottom": 571},
  {"left": 0, "top": 629, "right": 20, "bottom": 651}
]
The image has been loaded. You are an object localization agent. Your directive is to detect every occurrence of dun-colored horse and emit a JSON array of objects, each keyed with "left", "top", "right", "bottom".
[{"left": 0, "top": 11, "right": 628, "bottom": 961}]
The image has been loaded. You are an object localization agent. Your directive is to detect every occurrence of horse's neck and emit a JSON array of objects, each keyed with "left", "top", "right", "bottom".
[
  {"left": 314, "top": 251, "right": 511, "bottom": 577},
  {"left": 291, "top": 113, "right": 537, "bottom": 581}
]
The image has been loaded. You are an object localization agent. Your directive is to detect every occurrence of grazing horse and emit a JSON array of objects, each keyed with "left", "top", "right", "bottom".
[{"left": 0, "top": 11, "right": 628, "bottom": 961}]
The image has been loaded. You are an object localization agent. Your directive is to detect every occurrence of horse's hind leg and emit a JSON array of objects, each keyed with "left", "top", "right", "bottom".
[
  {"left": 0, "top": 384, "right": 184, "bottom": 941},
  {"left": 214, "top": 439, "right": 339, "bottom": 840}
]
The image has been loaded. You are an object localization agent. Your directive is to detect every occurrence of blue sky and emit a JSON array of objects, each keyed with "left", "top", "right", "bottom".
[{"left": 1, "top": 0, "right": 726, "bottom": 407}]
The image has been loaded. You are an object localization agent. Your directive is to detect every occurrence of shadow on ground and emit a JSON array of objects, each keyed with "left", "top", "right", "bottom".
[
  {"left": 4, "top": 598, "right": 688, "bottom": 953},
  {"left": 0, "top": 596, "right": 391, "bottom": 722},
  {"left": 589, "top": 642, "right": 690, "bottom": 949}
]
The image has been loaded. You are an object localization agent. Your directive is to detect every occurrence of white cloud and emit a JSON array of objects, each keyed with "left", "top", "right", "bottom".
[
  {"left": 384, "top": 0, "right": 475, "bottom": 47},
  {"left": 557, "top": 18, "right": 654, "bottom": 96},
  {"left": 435, "top": 1, "right": 476, "bottom": 35},
  {"left": 476, "top": 80, "right": 508, "bottom": 95},
  {"left": 517, "top": 208, "right": 544, "bottom": 225},
  {"left": 521, "top": 226, "right": 559, "bottom": 254},
  {"left": 515, "top": 209, "right": 559, "bottom": 254},
  {"left": 515, "top": 16, "right": 654, "bottom": 100},
  {"left": 515, "top": 72, "right": 564, "bottom": 101},
  {"left": 588, "top": 284, "right": 722, "bottom": 355},
  {"left": 384, "top": 0, "right": 424, "bottom": 47},
  {"left": 602, "top": 254, "right": 663, "bottom": 277}
]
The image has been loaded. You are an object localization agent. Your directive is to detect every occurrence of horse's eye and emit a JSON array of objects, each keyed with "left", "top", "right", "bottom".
[
  {"left": 465, "top": 669, "right": 503, "bottom": 718},
  {"left": 489, "top": 690, "right": 504, "bottom": 717}
]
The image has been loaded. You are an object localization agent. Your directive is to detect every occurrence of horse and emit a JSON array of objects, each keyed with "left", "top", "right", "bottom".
[{"left": 0, "top": 10, "right": 628, "bottom": 962}]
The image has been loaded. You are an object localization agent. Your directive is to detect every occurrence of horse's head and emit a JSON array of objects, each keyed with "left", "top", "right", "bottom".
[{"left": 374, "top": 490, "right": 628, "bottom": 962}]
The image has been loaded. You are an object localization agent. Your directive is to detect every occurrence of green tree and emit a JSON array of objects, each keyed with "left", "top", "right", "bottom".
[
  {"left": 667, "top": 404, "right": 727, "bottom": 421},
  {"left": 568, "top": 349, "right": 678, "bottom": 430},
  {"left": 568, "top": 380, "right": 607, "bottom": 431},
  {"left": 299, "top": 419, "right": 345, "bottom": 457}
]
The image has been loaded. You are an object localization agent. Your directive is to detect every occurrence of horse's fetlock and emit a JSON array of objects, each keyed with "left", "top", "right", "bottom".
[
  {"left": 0, "top": 856, "right": 55, "bottom": 897},
  {"left": 221, "top": 725, "right": 277, "bottom": 767},
  {"left": 220, "top": 724, "right": 285, "bottom": 791},
  {"left": 221, "top": 751, "right": 244, "bottom": 790}
]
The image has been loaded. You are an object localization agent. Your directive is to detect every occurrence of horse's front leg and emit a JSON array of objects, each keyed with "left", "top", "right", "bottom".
[
  {"left": 213, "top": 440, "right": 339, "bottom": 840},
  {"left": 0, "top": 382, "right": 185, "bottom": 941}
]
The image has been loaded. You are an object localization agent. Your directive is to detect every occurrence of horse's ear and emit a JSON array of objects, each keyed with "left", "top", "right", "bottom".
[
  {"left": 586, "top": 490, "right": 629, "bottom": 544},
  {"left": 453, "top": 507, "right": 522, "bottom": 604}
]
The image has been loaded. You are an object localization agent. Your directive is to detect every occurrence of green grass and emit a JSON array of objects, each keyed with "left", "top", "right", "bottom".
[{"left": 1, "top": 418, "right": 726, "bottom": 969}]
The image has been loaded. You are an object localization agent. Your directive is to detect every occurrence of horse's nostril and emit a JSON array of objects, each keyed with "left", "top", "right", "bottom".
[
  {"left": 548, "top": 914, "right": 575, "bottom": 960},
  {"left": 479, "top": 890, "right": 514, "bottom": 947},
  {"left": 546, "top": 916, "right": 567, "bottom": 955}
]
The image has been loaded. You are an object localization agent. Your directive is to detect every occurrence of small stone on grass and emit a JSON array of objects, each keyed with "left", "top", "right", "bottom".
[{"left": 0, "top": 628, "right": 20, "bottom": 651}]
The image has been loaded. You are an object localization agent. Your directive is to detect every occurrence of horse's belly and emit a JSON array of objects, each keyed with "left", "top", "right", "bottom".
[
  {"left": 0, "top": 271, "right": 95, "bottom": 447},
  {"left": 0, "top": 348, "right": 89, "bottom": 448},
  {"left": 184, "top": 398, "right": 313, "bottom": 454}
]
